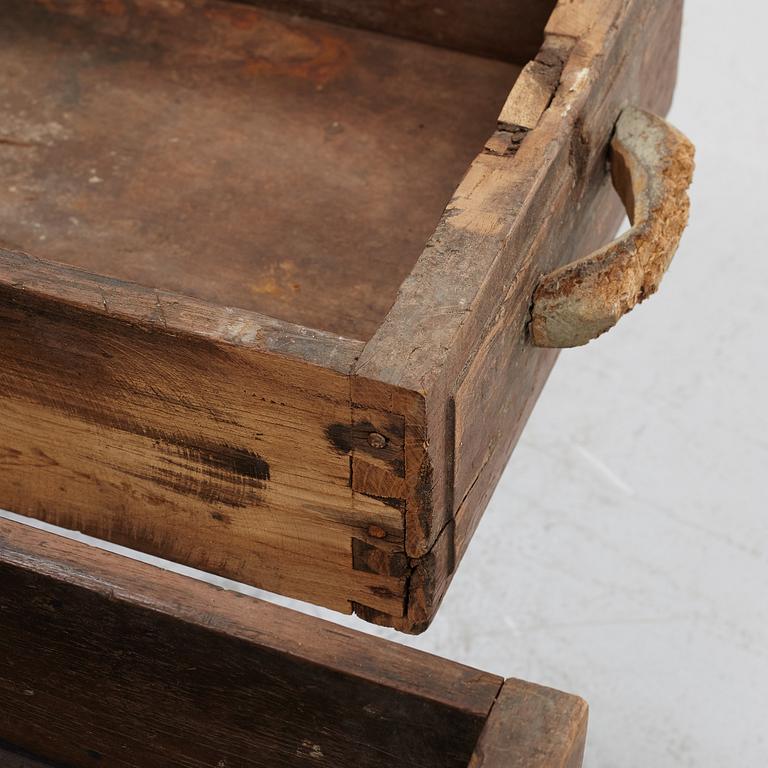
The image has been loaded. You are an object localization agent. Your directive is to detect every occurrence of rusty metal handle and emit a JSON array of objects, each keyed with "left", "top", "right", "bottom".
[{"left": 530, "top": 107, "right": 695, "bottom": 348}]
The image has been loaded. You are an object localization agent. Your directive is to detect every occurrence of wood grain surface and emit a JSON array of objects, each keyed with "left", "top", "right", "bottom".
[
  {"left": 0, "top": 0, "right": 520, "bottom": 340},
  {"left": 0, "top": 0, "right": 687, "bottom": 632},
  {"left": 0, "top": 519, "right": 502, "bottom": 768},
  {"left": 469, "top": 680, "right": 589, "bottom": 768},
  {"left": 242, "top": 0, "right": 557, "bottom": 63},
  {"left": 0, "top": 250, "right": 410, "bottom": 618}
]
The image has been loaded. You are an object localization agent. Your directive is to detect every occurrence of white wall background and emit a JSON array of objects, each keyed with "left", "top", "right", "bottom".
[{"left": 2, "top": 2, "right": 766, "bottom": 766}]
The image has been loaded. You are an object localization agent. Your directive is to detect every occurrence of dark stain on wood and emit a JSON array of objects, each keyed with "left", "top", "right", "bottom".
[
  {"left": 325, "top": 423, "right": 352, "bottom": 454},
  {"left": 352, "top": 538, "right": 409, "bottom": 578},
  {"left": 368, "top": 585, "right": 401, "bottom": 601},
  {"left": 326, "top": 419, "right": 405, "bottom": 477},
  {"left": 361, "top": 493, "right": 406, "bottom": 511},
  {"left": 2, "top": 376, "right": 272, "bottom": 509},
  {"left": 173, "top": 439, "right": 270, "bottom": 483},
  {"left": 0, "top": 285, "right": 271, "bottom": 507},
  {"left": 121, "top": 433, "right": 270, "bottom": 509},
  {"left": 414, "top": 457, "right": 435, "bottom": 541}
]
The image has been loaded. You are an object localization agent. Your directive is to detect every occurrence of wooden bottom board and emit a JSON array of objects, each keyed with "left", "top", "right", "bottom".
[{"left": 0, "top": 0, "right": 521, "bottom": 340}]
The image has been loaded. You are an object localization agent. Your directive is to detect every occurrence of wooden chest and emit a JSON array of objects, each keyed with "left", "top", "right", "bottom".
[{"left": 0, "top": 0, "right": 693, "bottom": 632}]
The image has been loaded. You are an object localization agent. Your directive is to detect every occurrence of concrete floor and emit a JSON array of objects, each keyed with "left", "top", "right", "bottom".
[{"left": 2, "top": 2, "right": 765, "bottom": 766}]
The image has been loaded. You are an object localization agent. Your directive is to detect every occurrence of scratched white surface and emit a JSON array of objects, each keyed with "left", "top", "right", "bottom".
[{"left": 2, "top": 2, "right": 766, "bottom": 766}]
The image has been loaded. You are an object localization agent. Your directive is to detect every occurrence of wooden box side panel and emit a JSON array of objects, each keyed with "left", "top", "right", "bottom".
[
  {"left": 0, "top": 519, "right": 502, "bottom": 768},
  {"left": 452, "top": 0, "right": 685, "bottom": 556},
  {"left": 235, "top": 0, "right": 557, "bottom": 63},
  {"left": 0, "top": 252, "right": 409, "bottom": 619}
]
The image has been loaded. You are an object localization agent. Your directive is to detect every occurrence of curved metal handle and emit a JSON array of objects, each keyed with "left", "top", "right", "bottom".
[{"left": 530, "top": 107, "right": 695, "bottom": 348}]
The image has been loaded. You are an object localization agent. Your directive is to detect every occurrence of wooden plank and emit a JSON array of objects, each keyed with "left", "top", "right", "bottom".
[
  {"left": 0, "top": 251, "right": 411, "bottom": 619},
  {"left": 469, "top": 680, "right": 589, "bottom": 767},
  {"left": 0, "top": 519, "right": 503, "bottom": 768},
  {"left": 0, "top": 0, "right": 688, "bottom": 633},
  {"left": 545, "top": 0, "right": 614, "bottom": 38},
  {"left": 235, "top": 0, "right": 558, "bottom": 63}
]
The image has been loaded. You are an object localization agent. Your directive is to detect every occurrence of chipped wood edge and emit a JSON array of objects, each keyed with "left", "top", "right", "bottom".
[
  {"left": 0, "top": 248, "right": 363, "bottom": 373},
  {"left": 530, "top": 107, "right": 695, "bottom": 347},
  {"left": 469, "top": 679, "right": 589, "bottom": 768}
]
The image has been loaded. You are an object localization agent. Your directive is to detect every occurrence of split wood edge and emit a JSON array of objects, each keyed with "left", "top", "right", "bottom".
[
  {"left": 530, "top": 107, "right": 695, "bottom": 348},
  {"left": 469, "top": 679, "right": 589, "bottom": 768}
]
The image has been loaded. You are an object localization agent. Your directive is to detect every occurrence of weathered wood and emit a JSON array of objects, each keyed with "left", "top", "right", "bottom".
[
  {"left": 354, "top": 0, "right": 687, "bottom": 627},
  {"left": 0, "top": 0, "right": 520, "bottom": 341},
  {"left": 0, "top": 519, "right": 502, "bottom": 768},
  {"left": 453, "top": 0, "right": 686, "bottom": 560},
  {"left": 236, "top": 0, "right": 557, "bottom": 63},
  {"left": 0, "top": 251, "right": 413, "bottom": 619},
  {"left": 497, "top": 35, "right": 571, "bottom": 131},
  {"left": 531, "top": 107, "right": 695, "bottom": 347},
  {"left": 0, "top": 683, "right": 591, "bottom": 768},
  {"left": 469, "top": 680, "right": 589, "bottom": 768},
  {"left": 0, "top": 0, "right": 690, "bottom": 632}
]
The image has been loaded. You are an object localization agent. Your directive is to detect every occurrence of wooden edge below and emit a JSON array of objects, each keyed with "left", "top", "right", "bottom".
[
  {"left": 469, "top": 679, "right": 589, "bottom": 768},
  {"left": 0, "top": 248, "right": 364, "bottom": 374},
  {"left": 0, "top": 517, "right": 500, "bottom": 712},
  {"left": 0, "top": 519, "right": 589, "bottom": 768}
]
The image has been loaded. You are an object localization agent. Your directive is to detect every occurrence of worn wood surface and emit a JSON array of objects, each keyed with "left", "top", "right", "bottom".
[
  {"left": 0, "top": 0, "right": 688, "bottom": 632},
  {"left": 531, "top": 107, "right": 695, "bottom": 347},
  {"left": 0, "top": 250, "right": 415, "bottom": 620},
  {"left": 0, "top": 0, "right": 519, "bottom": 341},
  {"left": 238, "top": 0, "right": 556, "bottom": 63},
  {"left": 469, "top": 680, "right": 588, "bottom": 767},
  {"left": 0, "top": 519, "right": 502, "bottom": 768},
  {"left": 354, "top": 0, "right": 687, "bottom": 626}
]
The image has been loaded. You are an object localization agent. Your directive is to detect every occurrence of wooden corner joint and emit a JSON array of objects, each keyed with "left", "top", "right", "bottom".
[
  {"left": 345, "top": 403, "right": 454, "bottom": 634},
  {"left": 345, "top": 405, "right": 410, "bottom": 622},
  {"left": 352, "top": 519, "right": 454, "bottom": 635},
  {"left": 530, "top": 107, "right": 695, "bottom": 348}
]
